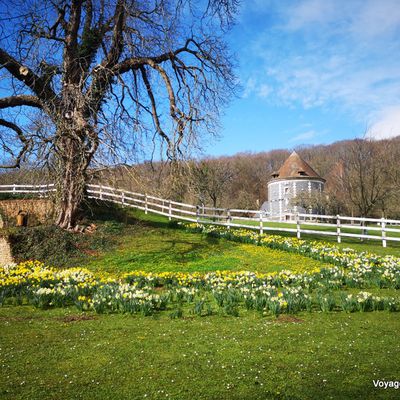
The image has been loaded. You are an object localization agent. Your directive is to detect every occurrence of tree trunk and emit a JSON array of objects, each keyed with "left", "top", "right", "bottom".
[{"left": 55, "top": 136, "right": 90, "bottom": 229}]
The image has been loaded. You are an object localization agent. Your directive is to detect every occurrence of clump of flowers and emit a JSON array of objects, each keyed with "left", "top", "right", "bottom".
[{"left": 1, "top": 251, "right": 399, "bottom": 318}]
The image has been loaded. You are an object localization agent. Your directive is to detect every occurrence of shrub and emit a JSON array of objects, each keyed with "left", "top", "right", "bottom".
[{"left": 9, "top": 226, "right": 79, "bottom": 266}]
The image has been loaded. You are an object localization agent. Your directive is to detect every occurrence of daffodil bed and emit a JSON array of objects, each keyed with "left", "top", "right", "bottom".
[
  {"left": 2, "top": 249, "right": 399, "bottom": 318},
  {"left": 2, "top": 224, "right": 400, "bottom": 317}
]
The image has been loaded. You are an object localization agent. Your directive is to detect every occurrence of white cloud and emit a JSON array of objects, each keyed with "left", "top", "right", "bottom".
[
  {"left": 281, "top": 0, "right": 400, "bottom": 41},
  {"left": 257, "top": 84, "right": 272, "bottom": 98},
  {"left": 284, "top": 0, "right": 338, "bottom": 31},
  {"left": 242, "top": 77, "right": 256, "bottom": 98},
  {"left": 351, "top": 0, "right": 400, "bottom": 40},
  {"left": 243, "top": 0, "right": 400, "bottom": 130},
  {"left": 290, "top": 130, "right": 318, "bottom": 142},
  {"left": 241, "top": 78, "right": 272, "bottom": 99},
  {"left": 367, "top": 106, "right": 400, "bottom": 140}
]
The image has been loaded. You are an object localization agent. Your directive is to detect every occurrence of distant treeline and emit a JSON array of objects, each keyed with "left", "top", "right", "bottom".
[{"left": 1, "top": 137, "right": 400, "bottom": 219}]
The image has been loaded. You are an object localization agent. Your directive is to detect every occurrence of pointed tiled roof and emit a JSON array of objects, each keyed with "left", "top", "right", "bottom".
[{"left": 275, "top": 151, "right": 323, "bottom": 180}]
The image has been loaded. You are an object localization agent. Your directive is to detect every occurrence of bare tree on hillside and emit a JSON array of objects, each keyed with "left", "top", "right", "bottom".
[
  {"left": 0, "top": 0, "right": 238, "bottom": 228},
  {"left": 340, "top": 139, "right": 394, "bottom": 217},
  {"left": 190, "top": 159, "right": 235, "bottom": 208}
]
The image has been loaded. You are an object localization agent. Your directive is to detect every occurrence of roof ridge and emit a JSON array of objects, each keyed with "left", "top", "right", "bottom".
[{"left": 274, "top": 152, "right": 323, "bottom": 179}]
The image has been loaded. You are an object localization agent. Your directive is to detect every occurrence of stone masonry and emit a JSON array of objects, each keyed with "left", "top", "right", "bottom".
[
  {"left": 0, "top": 237, "right": 13, "bottom": 266},
  {"left": 0, "top": 199, "right": 54, "bottom": 226}
]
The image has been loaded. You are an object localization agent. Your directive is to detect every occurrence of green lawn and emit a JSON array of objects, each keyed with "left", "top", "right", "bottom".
[
  {"left": 92, "top": 208, "right": 400, "bottom": 272},
  {"left": 1, "top": 306, "right": 399, "bottom": 400},
  {"left": 83, "top": 221, "right": 327, "bottom": 274},
  {"left": 2, "top": 205, "right": 400, "bottom": 400}
]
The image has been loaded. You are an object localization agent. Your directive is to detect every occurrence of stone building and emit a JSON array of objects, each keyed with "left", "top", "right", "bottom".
[{"left": 263, "top": 151, "right": 325, "bottom": 220}]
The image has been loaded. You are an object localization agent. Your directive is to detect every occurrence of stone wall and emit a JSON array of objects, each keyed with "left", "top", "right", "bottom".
[
  {"left": 267, "top": 178, "right": 325, "bottom": 220},
  {"left": 0, "top": 237, "right": 13, "bottom": 266},
  {"left": 0, "top": 199, "right": 54, "bottom": 226}
]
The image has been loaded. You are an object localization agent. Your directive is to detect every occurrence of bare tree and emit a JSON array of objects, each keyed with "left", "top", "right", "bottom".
[
  {"left": 340, "top": 139, "right": 393, "bottom": 218},
  {"left": 0, "top": 0, "right": 237, "bottom": 228},
  {"left": 190, "top": 158, "right": 235, "bottom": 208}
]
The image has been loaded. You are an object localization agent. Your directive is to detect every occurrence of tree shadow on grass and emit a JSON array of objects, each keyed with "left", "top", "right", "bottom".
[
  {"left": 82, "top": 199, "right": 174, "bottom": 229},
  {"left": 120, "top": 237, "right": 223, "bottom": 266}
]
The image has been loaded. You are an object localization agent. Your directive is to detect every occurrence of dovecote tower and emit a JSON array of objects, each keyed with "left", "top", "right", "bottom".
[{"left": 267, "top": 151, "right": 325, "bottom": 220}]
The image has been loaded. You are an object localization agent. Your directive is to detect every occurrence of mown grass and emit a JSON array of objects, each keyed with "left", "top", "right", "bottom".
[
  {"left": 6, "top": 200, "right": 331, "bottom": 273},
  {"left": 83, "top": 222, "right": 327, "bottom": 274},
  {"left": 133, "top": 207, "right": 400, "bottom": 257},
  {"left": 2, "top": 203, "right": 400, "bottom": 400},
  {"left": 83, "top": 206, "right": 400, "bottom": 274},
  {"left": 1, "top": 306, "right": 399, "bottom": 400}
]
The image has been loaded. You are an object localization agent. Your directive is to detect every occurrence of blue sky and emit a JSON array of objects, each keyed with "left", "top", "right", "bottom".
[{"left": 204, "top": 0, "right": 400, "bottom": 156}]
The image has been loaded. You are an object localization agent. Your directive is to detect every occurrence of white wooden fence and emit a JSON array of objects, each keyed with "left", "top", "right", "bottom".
[
  {"left": 0, "top": 183, "right": 56, "bottom": 195},
  {"left": 1, "top": 183, "right": 400, "bottom": 247}
]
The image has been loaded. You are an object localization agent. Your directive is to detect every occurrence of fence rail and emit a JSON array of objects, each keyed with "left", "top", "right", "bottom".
[
  {"left": 0, "top": 183, "right": 56, "bottom": 194},
  {"left": 1, "top": 183, "right": 400, "bottom": 247}
]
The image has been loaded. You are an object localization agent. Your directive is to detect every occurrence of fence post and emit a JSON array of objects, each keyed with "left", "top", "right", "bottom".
[
  {"left": 13, "top": 184, "right": 16, "bottom": 194},
  {"left": 168, "top": 201, "right": 172, "bottom": 221},
  {"left": 145, "top": 194, "right": 148, "bottom": 214},
  {"left": 381, "top": 218, "right": 387, "bottom": 248},
  {"left": 227, "top": 209, "right": 231, "bottom": 230},
  {"left": 259, "top": 211, "right": 263, "bottom": 235},
  {"left": 296, "top": 213, "right": 301, "bottom": 239},
  {"left": 196, "top": 205, "right": 200, "bottom": 226},
  {"left": 121, "top": 192, "right": 125, "bottom": 207},
  {"left": 336, "top": 215, "right": 341, "bottom": 243},
  {"left": 100, "top": 185, "right": 103, "bottom": 200}
]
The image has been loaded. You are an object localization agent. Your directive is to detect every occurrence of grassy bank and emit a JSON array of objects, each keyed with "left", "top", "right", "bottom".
[{"left": 5, "top": 201, "right": 400, "bottom": 268}]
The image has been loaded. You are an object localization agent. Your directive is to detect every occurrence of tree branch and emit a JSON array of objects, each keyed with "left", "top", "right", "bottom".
[
  {"left": 0, "top": 118, "right": 31, "bottom": 168},
  {"left": 0, "top": 48, "right": 57, "bottom": 105},
  {"left": 85, "top": 0, "right": 126, "bottom": 111},
  {"left": 139, "top": 66, "right": 171, "bottom": 147},
  {"left": 103, "top": 0, "right": 125, "bottom": 68},
  {"left": 0, "top": 95, "right": 42, "bottom": 109}
]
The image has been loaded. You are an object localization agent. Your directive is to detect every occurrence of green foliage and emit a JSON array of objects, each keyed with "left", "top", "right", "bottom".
[
  {"left": 317, "top": 292, "right": 336, "bottom": 312},
  {"left": 0, "top": 193, "right": 37, "bottom": 200},
  {"left": 7, "top": 222, "right": 121, "bottom": 267},
  {"left": 9, "top": 226, "right": 79, "bottom": 265},
  {"left": 5, "top": 200, "right": 135, "bottom": 267},
  {"left": 169, "top": 307, "right": 183, "bottom": 319}
]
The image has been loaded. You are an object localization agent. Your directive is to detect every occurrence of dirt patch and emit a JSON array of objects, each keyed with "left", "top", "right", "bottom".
[
  {"left": 74, "top": 242, "right": 100, "bottom": 256},
  {"left": 275, "top": 315, "right": 304, "bottom": 324},
  {"left": 59, "top": 314, "right": 97, "bottom": 323}
]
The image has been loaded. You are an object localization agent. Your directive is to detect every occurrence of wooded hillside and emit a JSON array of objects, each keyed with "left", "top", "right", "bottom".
[{"left": 2, "top": 136, "right": 400, "bottom": 218}]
